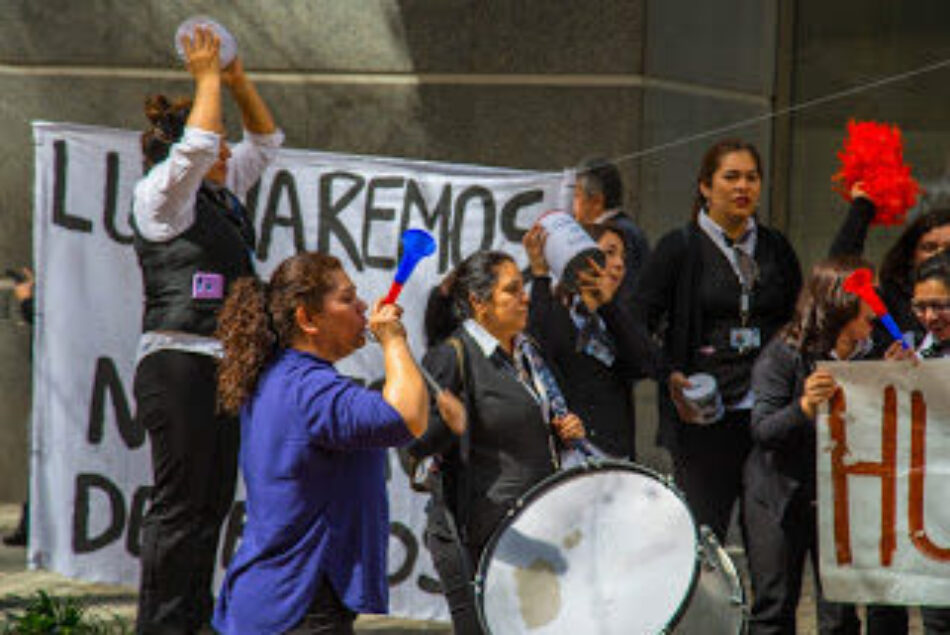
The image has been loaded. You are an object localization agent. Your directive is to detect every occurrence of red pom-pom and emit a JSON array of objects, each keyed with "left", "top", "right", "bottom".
[{"left": 831, "top": 120, "right": 921, "bottom": 226}]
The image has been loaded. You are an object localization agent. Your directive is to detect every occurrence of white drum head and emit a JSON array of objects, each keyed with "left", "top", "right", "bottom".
[{"left": 478, "top": 464, "right": 699, "bottom": 635}]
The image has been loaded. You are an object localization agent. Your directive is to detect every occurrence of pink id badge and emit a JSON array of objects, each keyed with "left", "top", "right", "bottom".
[{"left": 192, "top": 272, "right": 225, "bottom": 300}]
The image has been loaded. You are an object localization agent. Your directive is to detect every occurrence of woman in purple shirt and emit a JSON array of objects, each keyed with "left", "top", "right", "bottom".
[{"left": 212, "top": 251, "right": 431, "bottom": 634}]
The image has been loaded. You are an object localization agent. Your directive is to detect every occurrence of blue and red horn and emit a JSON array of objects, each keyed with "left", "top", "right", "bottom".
[
  {"left": 383, "top": 229, "right": 437, "bottom": 305},
  {"left": 842, "top": 268, "right": 909, "bottom": 349}
]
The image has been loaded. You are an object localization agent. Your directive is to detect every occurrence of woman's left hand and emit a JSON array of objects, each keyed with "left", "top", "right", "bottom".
[
  {"left": 552, "top": 412, "right": 586, "bottom": 442},
  {"left": 884, "top": 340, "right": 918, "bottom": 364}
]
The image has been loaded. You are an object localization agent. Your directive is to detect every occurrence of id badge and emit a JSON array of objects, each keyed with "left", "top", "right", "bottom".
[
  {"left": 192, "top": 272, "right": 225, "bottom": 300},
  {"left": 730, "top": 327, "right": 761, "bottom": 352}
]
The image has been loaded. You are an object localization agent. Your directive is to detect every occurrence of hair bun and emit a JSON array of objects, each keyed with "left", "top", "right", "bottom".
[{"left": 144, "top": 94, "right": 171, "bottom": 125}]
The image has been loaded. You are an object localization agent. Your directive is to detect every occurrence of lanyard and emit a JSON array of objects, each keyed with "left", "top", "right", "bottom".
[{"left": 733, "top": 246, "right": 757, "bottom": 328}]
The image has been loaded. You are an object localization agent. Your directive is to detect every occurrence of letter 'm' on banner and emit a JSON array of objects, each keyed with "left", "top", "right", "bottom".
[{"left": 88, "top": 356, "right": 144, "bottom": 449}]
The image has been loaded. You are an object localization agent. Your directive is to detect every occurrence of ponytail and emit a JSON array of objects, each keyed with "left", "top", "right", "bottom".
[
  {"left": 216, "top": 277, "right": 276, "bottom": 415},
  {"left": 217, "top": 252, "right": 344, "bottom": 414}
]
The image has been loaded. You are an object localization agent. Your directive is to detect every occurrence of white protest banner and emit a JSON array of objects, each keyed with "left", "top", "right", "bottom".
[
  {"left": 31, "top": 121, "right": 571, "bottom": 621},
  {"left": 817, "top": 359, "right": 950, "bottom": 606}
]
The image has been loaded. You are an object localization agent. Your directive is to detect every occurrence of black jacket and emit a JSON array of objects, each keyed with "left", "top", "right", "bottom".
[
  {"left": 744, "top": 338, "right": 816, "bottom": 527},
  {"left": 527, "top": 276, "right": 663, "bottom": 458},
  {"left": 408, "top": 328, "right": 557, "bottom": 551},
  {"left": 633, "top": 221, "right": 802, "bottom": 450}
]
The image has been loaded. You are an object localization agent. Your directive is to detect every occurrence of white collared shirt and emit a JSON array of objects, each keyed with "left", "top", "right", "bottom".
[
  {"left": 132, "top": 126, "right": 283, "bottom": 364},
  {"left": 462, "top": 319, "right": 551, "bottom": 419},
  {"left": 592, "top": 207, "right": 624, "bottom": 225},
  {"left": 133, "top": 126, "right": 284, "bottom": 242},
  {"left": 697, "top": 209, "right": 758, "bottom": 283}
]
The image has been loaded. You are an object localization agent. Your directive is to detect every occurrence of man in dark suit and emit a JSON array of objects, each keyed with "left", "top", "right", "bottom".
[{"left": 572, "top": 157, "right": 650, "bottom": 308}]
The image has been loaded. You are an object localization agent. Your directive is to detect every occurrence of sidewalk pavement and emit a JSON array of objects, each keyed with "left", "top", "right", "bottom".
[
  {"left": 0, "top": 504, "right": 449, "bottom": 633},
  {"left": 0, "top": 503, "right": 923, "bottom": 633}
]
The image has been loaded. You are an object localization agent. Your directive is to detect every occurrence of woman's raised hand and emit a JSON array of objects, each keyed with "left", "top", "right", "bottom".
[
  {"left": 368, "top": 299, "right": 407, "bottom": 345},
  {"left": 522, "top": 224, "right": 549, "bottom": 276},
  {"left": 181, "top": 26, "right": 221, "bottom": 80},
  {"left": 220, "top": 57, "right": 247, "bottom": 90}
]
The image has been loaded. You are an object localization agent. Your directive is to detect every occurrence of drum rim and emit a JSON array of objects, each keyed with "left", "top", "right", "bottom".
[{"left": 473, "top": 459, "right": 703, "bottom": 634}]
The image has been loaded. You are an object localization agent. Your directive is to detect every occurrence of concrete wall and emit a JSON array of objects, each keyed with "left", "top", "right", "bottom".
[
  {"left": 787, "top": 0, "right": 950, "bottom": 271},
  {"left": 17, "top": 1, "right": 930, "bottom": 497}
]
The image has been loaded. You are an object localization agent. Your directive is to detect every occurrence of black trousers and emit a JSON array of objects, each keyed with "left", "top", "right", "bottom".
[
  {"left": 425, "top": 506, "right": 484, "bottom": 635},
  {"left": 922, "top": 607, "right": 950, "bottom": 634},
  {"left": 671, "top": 409, "right": 752, "bottom": 543},
  {"left": 744, "top": 494, "right": 860, "bottom": 635},
  {"left": 134, "top": 350, "right": 240, "bottom": 634},
  {"left": 285, "top": 575, "right": 356, "bottom": 634}
]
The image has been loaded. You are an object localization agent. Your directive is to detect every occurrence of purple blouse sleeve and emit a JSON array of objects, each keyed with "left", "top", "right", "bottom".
[{"left": 297, "top": 367, "right": 412, "bottom": 450}]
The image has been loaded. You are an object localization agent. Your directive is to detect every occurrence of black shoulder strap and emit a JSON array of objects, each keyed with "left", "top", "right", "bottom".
[{"left": 446, "top": 335, "right": 476, "bottom": 543}]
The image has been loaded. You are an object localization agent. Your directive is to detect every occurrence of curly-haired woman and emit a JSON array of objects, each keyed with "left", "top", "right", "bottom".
[{"left": 212, "top": 252, "right": 431, "bottom": 634}]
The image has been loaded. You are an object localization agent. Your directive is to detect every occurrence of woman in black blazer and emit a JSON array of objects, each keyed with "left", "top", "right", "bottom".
[
  {"left": 410, "top": 250, "right": 586, "bottom": 634},
  {"left": 634, "top": 139, "right": 802, "bottom": 541},
  {"left": 744, "top": 256, "right": 908, "bottom": 634}
]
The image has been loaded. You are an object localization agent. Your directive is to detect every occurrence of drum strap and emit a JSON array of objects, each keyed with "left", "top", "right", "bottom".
[{"left": 447, "top": 336, "right": 475, "bottom": 546}]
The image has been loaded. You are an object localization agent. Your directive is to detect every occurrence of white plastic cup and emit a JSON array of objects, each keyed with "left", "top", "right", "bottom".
[
  {"left": 175, "top": 16, "right": 238, "bottom": 68},
  {"left": 682, "top": 373, "right": 725, "bottom": 425},
  {"left": 536, "top": 211, "right": 605, "bottom": 291}
]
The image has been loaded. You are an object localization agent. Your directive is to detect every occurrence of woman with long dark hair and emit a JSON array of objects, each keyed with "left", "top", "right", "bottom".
[
  {"left": 131, "top": 26, "right": 281, "bottom": 632},
  {"left": 410, "top": 250, "right": 586, "bottom": 634},
  {"left": 212, "top": 252, "right": 429, "bottom": 634},
  {"left": 634, "top": 139, "right": 802, "bottom": 541},
  {"left": 522, "top": 221, "right": 663, "bottom": 459},
  {"left": 743, "top": 256, "right": 909, "bottom": 634}
]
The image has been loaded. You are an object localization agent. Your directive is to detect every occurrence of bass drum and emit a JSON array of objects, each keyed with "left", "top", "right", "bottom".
[{"left": 474, "top": 461, "right": 746, "bottom": 634}]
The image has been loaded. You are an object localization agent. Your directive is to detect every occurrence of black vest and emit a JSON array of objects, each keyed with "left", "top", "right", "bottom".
[{"left": 133, "top": 183, "right": 256, "bottom": 336}]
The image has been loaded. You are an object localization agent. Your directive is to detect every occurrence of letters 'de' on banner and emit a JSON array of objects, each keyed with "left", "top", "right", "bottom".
[
  {"left": 817, "top": 359, "right": 950, "bottom": 606},
  {"left": 31, "top": 121, "right": 571, "bottom": 621}
]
